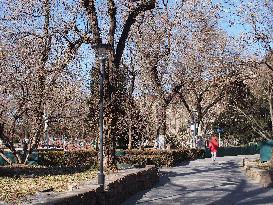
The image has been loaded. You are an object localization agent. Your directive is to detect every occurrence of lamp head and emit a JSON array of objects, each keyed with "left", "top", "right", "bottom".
[{"left": 94, "top": 43, "right": 111, "bottom": 59}]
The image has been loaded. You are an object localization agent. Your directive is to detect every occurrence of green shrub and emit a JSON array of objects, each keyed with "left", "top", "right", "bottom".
[
  {"left": 37, "top": 148, "right": 205, "bottom": 168},
  {"left": 117, "top": 148, "right": 204, "bottom": 167},
  {"left": 38, "top": 150, "right": 98, "bottom": 168}
]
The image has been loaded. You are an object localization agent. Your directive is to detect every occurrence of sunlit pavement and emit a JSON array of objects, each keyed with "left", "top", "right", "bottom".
[{"left": 121, "top": 155, "right": 273, "bottom": 205}]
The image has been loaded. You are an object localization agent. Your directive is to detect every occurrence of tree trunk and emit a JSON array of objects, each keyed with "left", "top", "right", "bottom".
[
  {"left": 197, "top": 121, "right": 203, "bottom": 136},
  {"left": 157, "top": 99, "right": 167, "bottom": 136},
  {"left": 268, "top": 81, "right": 273, "bottom": 133},
  {"left": 127, "top": 98, "right": 134, "bottom": 150},
  {"left": 128, "top": 119, "right": 133, "bottom": 150},
  {"left": 268, "top": 81, "right": 273, "bottom": 164},
  {"left": 0, "top": 123, "right": 22, "bottom": 164},
  {"left": 84, "top": 0, "right": 156, "bottom": 169},
  {"left": 271, "top": 147, "right": 273, "bottom": 168},
  {"left": 104, "top": 116, "right": 116, "bottom": 169}
]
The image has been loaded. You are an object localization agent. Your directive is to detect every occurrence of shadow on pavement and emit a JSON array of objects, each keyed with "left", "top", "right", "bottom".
[
  {"left": 121, "top": 159, "right": 273, "bottom": 205},
  {"left": 211, "top": 179, "right": 273, "bottom": 205}
]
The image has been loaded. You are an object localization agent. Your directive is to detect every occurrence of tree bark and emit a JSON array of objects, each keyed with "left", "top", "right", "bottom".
[
  {"left": 268, "top": 80, "right": 273, "bottom": 133},
  {"left": 128, "top": 118, "right": 133, "bottom": 150},
  {"left": 157, "top": 99, "right": 167, "bottom": 136},
  {"left": 0, "top": 123, "right": 23, "bottom": 164}
]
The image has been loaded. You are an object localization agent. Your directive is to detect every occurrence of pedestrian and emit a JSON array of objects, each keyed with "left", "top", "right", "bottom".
[{"left": 208, "top": 135, "right": 219, "bottom": 162}]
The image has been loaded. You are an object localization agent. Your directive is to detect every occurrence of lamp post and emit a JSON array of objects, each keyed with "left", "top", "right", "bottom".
[
  {"left": 96, "top": 44, "right": 111, "bottom": 190},
  {"left": 216, "top": 127, "right": 223, "bottom": 147}
]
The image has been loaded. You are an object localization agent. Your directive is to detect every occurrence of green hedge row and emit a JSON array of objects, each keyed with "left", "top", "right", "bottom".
[
  {"left": 117, "top": 148, "right": 205, "bottom": 167},
  {"left": 38, "top": 150, "right": 98, "bottom": 168},
  {"left": 1, "top": 148, "right": 204, "bottom": 168},
  {"left": 37, "top": 148, "right": 204, "bottom": 168}
]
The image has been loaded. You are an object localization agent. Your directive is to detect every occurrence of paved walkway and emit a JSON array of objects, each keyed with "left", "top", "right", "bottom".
[{"left": 122, "top": 155, "right": 273, "bottom": 205}]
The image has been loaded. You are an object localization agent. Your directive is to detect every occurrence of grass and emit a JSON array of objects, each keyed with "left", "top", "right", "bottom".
[{"left": 0, "top": 166, "right": 97, "bottom": 204}]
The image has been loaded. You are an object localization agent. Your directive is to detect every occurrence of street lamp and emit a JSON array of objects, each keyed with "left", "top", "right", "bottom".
[
  {"left": 216, "top": 126, "right": 224, "bottom": 147},
  {"left": 95, "top": 43, "right": 111, "bottom": 190}
]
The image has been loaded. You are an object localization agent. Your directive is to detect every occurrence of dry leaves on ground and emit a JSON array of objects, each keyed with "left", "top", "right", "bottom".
[{"left": 0, "top": 169, "right": 97, "bottom": 204}]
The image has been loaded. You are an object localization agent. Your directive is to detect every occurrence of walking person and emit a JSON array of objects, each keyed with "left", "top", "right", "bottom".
[{"left": 209, "top": 135, "right": 219, "bottom": 162}]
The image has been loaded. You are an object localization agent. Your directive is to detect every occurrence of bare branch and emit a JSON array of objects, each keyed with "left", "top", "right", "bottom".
[
  {"left": 235, "top": 106, "right": 271, "bottom": 140},
  {"left": 114, "top": 0, "right": 156, "bottom": 69},
  {"left": 83, "top": 0, "right": 101, "bottom": 44},
  {"left": 108, "top": 0, "right": 116, "bottom": 47}
]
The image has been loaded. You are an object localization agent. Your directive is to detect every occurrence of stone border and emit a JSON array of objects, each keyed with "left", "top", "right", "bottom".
[
  {"left": 243, "top": 158, "right": 272, "bottom": 188},
  {"left": 30, "top": 165, "right": 159, "bottom": 205}
]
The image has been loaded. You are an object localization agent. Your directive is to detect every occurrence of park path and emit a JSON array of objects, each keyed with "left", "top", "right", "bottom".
[{"left": 121, "top": 155, "right": 273, "bottom": 205}]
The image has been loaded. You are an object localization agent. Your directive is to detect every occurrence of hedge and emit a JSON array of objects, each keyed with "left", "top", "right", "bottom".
[
  {"left": 1, "top": 148, "right": 204, "bottom": 168},
  {"left": 38, "top": 150, "right": 98, "bottom": 168},
  {"left": 117, "top": 148, "right": 205, "bottom": 167}
]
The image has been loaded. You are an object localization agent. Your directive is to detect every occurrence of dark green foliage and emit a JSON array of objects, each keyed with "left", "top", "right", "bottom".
[
  {"left": 38, "top": 150, "right": 98, "bottom": 168},
  {"left": 116, "top": 149, "right": 204, "bottom": 167},
  {"left": 204, "top": 145, "right": 260, "bottom": 158}
]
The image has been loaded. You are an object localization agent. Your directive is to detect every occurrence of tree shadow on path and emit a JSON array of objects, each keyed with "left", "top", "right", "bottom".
[
  {"left": 211, "top": 179, "right": 273, "bottom": 205},
  {"left": 121, "top": 159, "right": 273, "bottom": 205}
]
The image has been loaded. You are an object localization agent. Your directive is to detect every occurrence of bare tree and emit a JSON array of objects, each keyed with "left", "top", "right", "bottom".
[
  {"left": 131, "top": 0, "right": 239, "bottom": 143},
  {"left": 0, "top": 0, "right": 85, "bottom": 164}
]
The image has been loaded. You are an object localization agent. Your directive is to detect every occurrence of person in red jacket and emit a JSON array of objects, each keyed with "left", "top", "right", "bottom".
[{"left": 209, "top": 135, "right": 219, "bottom": 162}]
